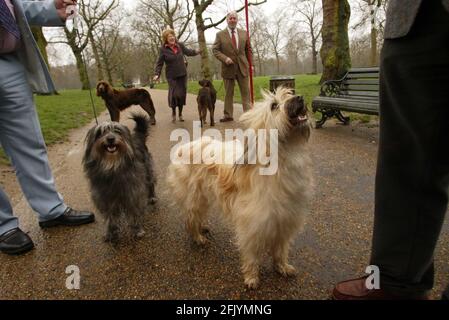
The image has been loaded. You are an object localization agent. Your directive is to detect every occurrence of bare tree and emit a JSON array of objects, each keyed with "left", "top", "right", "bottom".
[
  {"left": 134, "top": 0, "right": 195, "bottom": 43},
  {"left": 249, "top": 7, "right": 270, "bottom": 76},
  {"left": 352, "top": 0, "right": 388, "bottom": 66},
  {"left": 285, "top": 27, "right": 309, "bottom": 74},
  {"left": 263, "top": 10, "right": 285, "bottom": 74},
  {"left": 49, "top": 0, "right": 118, "bottom": 89},
  {"left": 93, "top": 11, "right": 127, "bottom": 84},
  {"left": 291, "top": 0, "right": 322, "bottom": 74},
  {"left": 82, "top": 0, "right": 118, "bottom": 85},
  {"left": 192, "top": 0, "right": 267, "bottom": 80}
]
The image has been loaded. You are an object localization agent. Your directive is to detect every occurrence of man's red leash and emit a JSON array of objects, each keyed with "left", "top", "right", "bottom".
[{"left": 245, "top": 0, "right": 255, "bottom": 107}]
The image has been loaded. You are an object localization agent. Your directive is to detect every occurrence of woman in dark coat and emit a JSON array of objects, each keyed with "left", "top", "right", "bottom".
[{"left": 153, "top": 29, "right": 200, "bottom": 122}]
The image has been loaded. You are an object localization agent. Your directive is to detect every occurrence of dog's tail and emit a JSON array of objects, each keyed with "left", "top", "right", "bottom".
[{"left": 130, "top": 113, "right": 150, "bottom": 145}]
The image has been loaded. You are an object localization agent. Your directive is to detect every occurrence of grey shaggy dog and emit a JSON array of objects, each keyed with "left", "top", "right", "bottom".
[{"left": 83, "top": 114, "right": 157, "bottom": 243}]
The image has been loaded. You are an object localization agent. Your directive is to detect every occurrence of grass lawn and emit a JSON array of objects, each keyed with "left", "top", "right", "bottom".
[{"left": 0, "top": 89, "right": 104, "bottom": 164}]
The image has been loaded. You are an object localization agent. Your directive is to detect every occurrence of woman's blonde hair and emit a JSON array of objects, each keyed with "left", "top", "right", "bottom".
[{"left": 162, "top": 28, "right": 176, "bottom": 44}]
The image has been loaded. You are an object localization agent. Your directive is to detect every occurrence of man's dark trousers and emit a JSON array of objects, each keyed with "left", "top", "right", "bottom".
[{"left": 370, "top": 0, "right": 449, "bottom": 297}]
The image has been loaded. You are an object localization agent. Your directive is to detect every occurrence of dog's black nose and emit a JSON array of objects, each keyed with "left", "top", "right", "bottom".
[{"left": 106, "top": 135, "right": 115, "bottom": 144}]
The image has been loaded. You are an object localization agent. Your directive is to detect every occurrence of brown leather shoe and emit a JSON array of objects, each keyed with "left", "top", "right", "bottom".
[
  {"left": 219, "top": 117, "right": 233, "bottom": 122},
  {"left": 332, "top": 276, "right": 429, "bottom": 300}
]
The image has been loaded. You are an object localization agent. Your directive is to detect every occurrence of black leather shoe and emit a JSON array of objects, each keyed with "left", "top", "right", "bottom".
[
  {"left": 0, "top": 228, "right": 34, "bottom": 255},
  {"left": 219, "top": 117, "right": 234, "bottom": 122},
  {"left": 39, "top": 207, "right": 95, "bottom": 228}
]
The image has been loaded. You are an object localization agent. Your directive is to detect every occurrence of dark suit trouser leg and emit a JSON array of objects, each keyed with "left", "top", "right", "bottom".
[
  {"left": 223, "top": 78, "right": 235, "bottom": 118},
  {"left": 370, "top": 2, "right": 449, "bottom": 296},
  {"left": 236, "top": 71, "right": 250, "bottom": 112}
]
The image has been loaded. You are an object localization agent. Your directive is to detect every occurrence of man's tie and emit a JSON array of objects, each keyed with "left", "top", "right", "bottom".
[
  {"left": 231, "top": 29, "right": 237, "bottom": 50},
  {"left": 0, "top": 0, "right": 20, "bottom": 39}
]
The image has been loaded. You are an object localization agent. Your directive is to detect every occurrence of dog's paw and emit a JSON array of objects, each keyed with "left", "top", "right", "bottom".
[
  {"left": 210, "top": 122, "right": 215, "bottom": 127},
  {"left": 133, "top": 229, "right": 146, "bottom": 239},
  {"left": 193, "top": 234, "right": 207, "bottom": 246},
  {"left": 244, "top": 276, "right": 259, "bottom": 290},
  {"left": 201, "top": 225, "right": 210, "bottom": 234},
  {"left": 104, "top": 233, "right": 119, "bottom": 244},
  {"left": 275, "top": 263, "right": 297, "bottom": 277}
]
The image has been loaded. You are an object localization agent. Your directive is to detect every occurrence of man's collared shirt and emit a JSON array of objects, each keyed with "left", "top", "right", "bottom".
[{"left": 227, "top": 26, "right": 239, "bottom": 50}]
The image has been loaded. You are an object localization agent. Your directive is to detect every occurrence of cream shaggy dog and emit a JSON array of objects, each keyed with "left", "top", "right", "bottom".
[{"left": 167, "top": 88, "right": 314, "bottom": 289}]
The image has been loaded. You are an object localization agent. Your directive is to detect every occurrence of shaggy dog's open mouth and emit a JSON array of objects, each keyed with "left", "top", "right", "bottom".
[
  {"left": 290, "top": 112, "right": 308, "bottom": 126},
  {"left": 104, "top": 143, "right": 118, "bottom": 154},
  {"left": 284, "top": 95, "right": 308, "bottom": 127}
]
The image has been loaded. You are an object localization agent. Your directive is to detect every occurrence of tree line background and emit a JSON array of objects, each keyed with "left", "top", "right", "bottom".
[{"left": 32, "top": 0, "right": 388, "bottom": 90}]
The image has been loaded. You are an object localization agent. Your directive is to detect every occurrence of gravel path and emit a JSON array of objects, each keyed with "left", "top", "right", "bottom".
[{"left": 0, "top": 89, "right": 447, "bottom": 299}]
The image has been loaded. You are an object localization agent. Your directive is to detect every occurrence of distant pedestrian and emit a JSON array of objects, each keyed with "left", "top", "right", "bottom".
[
  {"left": 212, "top": 11, "right": 252, "bottom": 122},
  {"left": 153, "top": 28, "right": 200, "bottom": 123}
]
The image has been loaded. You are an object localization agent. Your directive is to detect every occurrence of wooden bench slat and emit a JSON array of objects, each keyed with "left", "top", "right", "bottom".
[
  {"left": 314, "top": 97, "right": 378, "bottom": 106},
  {"left": 346, "top": 67, "right": 379, "bottom": 73},
  {"left": 343, "top": 84, "right": 379, "bottom": 91},
  {"left": 339, "top": 90, "right": 379, "bottom": 97},
  {"left": 337, "top": 95, "right": 378, "bottom": 101},
  {"left": 326, "top": 105, "right": 379, "bottom": 115},
  {"left": 344, "top": 79, "right": 379, "bottom": 85},
  {"left": 346, "top": 73, "right": 379, "bottom": 79}
]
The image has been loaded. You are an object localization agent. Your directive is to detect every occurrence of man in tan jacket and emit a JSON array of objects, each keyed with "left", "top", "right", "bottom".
[{"left": 212, "top": 11, "right": 252, "bottom": 122}]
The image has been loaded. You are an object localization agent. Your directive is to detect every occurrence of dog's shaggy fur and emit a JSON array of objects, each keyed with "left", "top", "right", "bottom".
[
  {"left": 83, "top": 114, "right": 157, "bottom": 243},
  {"left": 197, "top": 79, "right": 217, "bottom": 127},
  {"left": 167, "top": 88, "right": 314, "bottom": 288},
  {"left": 96, "top": 81, "right": 156, "bottom": 125}
]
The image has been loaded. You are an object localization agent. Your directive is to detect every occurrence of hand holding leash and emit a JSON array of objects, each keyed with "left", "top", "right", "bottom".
[{"left": 54, "top": 0, "right": 77, "bottom": 21}]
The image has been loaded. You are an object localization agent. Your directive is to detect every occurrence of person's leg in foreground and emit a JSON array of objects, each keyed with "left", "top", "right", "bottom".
[
  {"left": 333, "top": 0, "right": 449, "bottom": 299},
  {"left": 0, "top": 55, "right": 94, "bottom": 255}
]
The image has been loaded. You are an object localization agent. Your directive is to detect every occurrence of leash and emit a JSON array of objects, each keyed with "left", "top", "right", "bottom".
[{"left": 70, "top": 7, "right": 98, "bottom": 125}]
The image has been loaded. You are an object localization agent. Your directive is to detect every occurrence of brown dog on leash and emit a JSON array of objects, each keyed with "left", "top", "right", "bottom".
[
  {"left": 197, "top": 79, "right": 217, "bottom": 127},
  {"left": 96, "top": 81, "right": 156, "bottom": 125}
]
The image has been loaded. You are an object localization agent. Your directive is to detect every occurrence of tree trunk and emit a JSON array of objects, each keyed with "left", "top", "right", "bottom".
[
  {"left": 31, "top": 27, "right": 49, "bottom": 67},
  {"left": 370, "top": 27, "right": 377, "bottom": 66},
  {"left": 275, "top": 52, "right": 280, "bottom": 74},
  {"left": 74, "top": 50, "right": 90, "bottom": 90},
  {"left": 312, "top": 40, "right": 318, "bottom": 74},
  {"left": 88, "top": 33, "right": 104, "bottom": 81},
  {"left": 64, "top": 27, "right": 90, "bottom": 90},
  {"left": 194, "top": 12, "right": 211, "bottom": 80},
  {"left": 369, "top": 1, "right": 380, "bottom": 66},
  {"left": 320, "top": 0, "right": 351, "bottom": 83},
  {"left": 256, "top": 50, "right": 263, "bottom": 76}
]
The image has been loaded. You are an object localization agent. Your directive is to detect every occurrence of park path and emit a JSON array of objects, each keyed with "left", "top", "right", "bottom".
[{"left": 0, "top": 89, "right": 447, "bottom": 299}]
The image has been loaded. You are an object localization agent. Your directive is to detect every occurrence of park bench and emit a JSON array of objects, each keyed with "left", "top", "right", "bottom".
[{"left": 312, "top": 67, "right": 379, "bottom": 128}]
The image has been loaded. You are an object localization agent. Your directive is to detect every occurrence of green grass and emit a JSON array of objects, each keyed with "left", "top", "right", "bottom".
[
  {"left": 0, "top": 89, "right": 104, "bottom": 164},
  {"left": 154, "top": 74, "right": 322, "bottom": 107}
]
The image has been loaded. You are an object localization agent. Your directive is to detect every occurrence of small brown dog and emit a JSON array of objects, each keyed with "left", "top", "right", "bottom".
[
  {"left": 197, "top": 79, "right": 216, "bottom": 127},
  {"left": 96, "top": 81, "right": 156, "bottom": 125}
]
